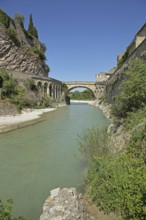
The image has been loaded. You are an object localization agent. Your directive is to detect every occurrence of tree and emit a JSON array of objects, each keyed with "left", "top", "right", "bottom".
[
  {"left": 0, "top": 9, "right": 10, "bottom": 28},
  {"left": 0, "top": 199, "right": 25, "bottom": 220},
  {"left": 14, "top": 13, "right": 24, "bottom": 28},
  {"left": 69, "top": 89, "right": 95, "bottom": 100},
  {"left": 28, "top": 14, "right": 38, "bottom": 38},
  {"left": 112, "top": 58, "right": 146, "bottom": 118}
]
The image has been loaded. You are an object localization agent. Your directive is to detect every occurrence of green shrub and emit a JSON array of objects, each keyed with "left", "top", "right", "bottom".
[
  {"left": 44, "top": 64, "right": 50, "bottom": 73},
  {"left": 124, "top": 107, "right": 146, "bottom": 130},
  {"left": 1, "top": 78, "right": 17, "bottom": 98},
  {"left": 0, "top": 69, "right": 9, "bottom": 80},
  {"left": 0, "top": 199, "right": 25, "bottom": 220},
  {"left": 25, "top": 79, "right": 38, "bottom": 92},
  {"left": 127, "top": 122, "right": 146, "bottom": 157},
  {"left": 6, "top": 28, "right": 19, "bottom": 45},
  {"left": 78, "top": 128, "right": 111, "bottom": 164},
  {"left": 11, "top": 90, "right": 40, "bottom": 110},
  {"left": 40, "top": 96, "right": 54, "bottom": 108},
  {"left": 0, "top": 9, "right": 10, "bottom": 28},
  {"left": 0, "top": 70, "right": 20, "bottom": 98},
  {"left": 79, "top": 113, "right": 146, "bottom": 220},
  {"left": 112, "top": 58, "right": 146, "bottom": 118},
  {"left": 14, "top": 13, "right": 24, "bottom": 28},
  {"left": 86, "top": 152, "right": 146, "bottom": 220},
  {"left": 30, "top": 46, "right": 46, "bottom": 60},
  {"left": 38, "top": 50, "right": 46, "bottom": 61},
  {"left": 99, "top": 95, "right": 108, "bottom": 103},
  {"left": 41, "top": 43, "right": 47, "bottom": 53}
]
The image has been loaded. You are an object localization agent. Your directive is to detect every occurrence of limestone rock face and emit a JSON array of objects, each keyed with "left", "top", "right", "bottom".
[
  {"left": 0, "top": 21, "right": 48, "bottom": 77},
  {"left": 0, "top": 100, "right": 18, "bottom": 116},
  {"left": 40, "top": 188, "right": 91, "bottom": 220}
]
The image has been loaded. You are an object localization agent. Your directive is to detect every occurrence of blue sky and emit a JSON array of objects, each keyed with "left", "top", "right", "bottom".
[{"left": 0, "top": 0, "right": 146, "bottom": 81}]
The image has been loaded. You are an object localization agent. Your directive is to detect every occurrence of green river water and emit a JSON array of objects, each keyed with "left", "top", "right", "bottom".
[{"left": 0, "top": 103, "right": 108, "bottom": 220}]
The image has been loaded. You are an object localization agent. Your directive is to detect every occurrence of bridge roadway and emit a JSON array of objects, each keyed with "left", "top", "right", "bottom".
[{"left": 65, "top": 81, "right": 95, "bottom": 84}]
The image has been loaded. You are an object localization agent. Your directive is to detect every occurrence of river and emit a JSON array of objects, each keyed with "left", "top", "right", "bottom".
[{"left": 0, "top": 103, "right": 108, "bottom": 219}]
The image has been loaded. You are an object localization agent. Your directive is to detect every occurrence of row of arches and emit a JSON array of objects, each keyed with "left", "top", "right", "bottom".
[{"left": 36, "top": 80, "right": 62, "bottom": 99}]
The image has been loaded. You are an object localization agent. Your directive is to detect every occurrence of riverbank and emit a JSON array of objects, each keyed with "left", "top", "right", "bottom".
[
  {"left": 0, "top": 107, "right": 56, "bottom": 134},
  {"left": 0, "top": 100, "right": 109, "bottom": 135},
  {"left": 70, "top": 100, "right": 95, "bottom": 105},
  {"left": 71, "top": 100, "right": 112, "bottom": 120},
  {"left": 40, "top": 187, "right": 121, "bottom": 220}
]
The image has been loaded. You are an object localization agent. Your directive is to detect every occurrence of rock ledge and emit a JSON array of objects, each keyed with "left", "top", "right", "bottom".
[{"left": 40, "top": 187, "right": 91, "bottom": 220}]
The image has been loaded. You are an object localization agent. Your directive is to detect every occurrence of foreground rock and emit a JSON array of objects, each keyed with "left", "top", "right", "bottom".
[{"left": 40, "top": 188, "right": 92, "bottom": 220}]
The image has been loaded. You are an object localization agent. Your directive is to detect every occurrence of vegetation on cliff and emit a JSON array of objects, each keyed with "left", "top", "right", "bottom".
[
  {"left": 80, "top": 58, "right": 146, "bottom": 220},
  {"left": 0, "top": 8, "right": 50, "bottom": 74},
  {"left": 112, "top": 58, "right": 146, "bottom": 118},
  {"left": 0, "top": 8, "right": 10, "bottom": 28}
]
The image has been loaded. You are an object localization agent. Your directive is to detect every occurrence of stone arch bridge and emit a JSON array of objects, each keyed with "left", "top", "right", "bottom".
[
  {"left": 65, "top": 81, "right": 105, "bottom": 98},
  {"left": 6, "top": 71, "right": 106, "bottom": 101}
]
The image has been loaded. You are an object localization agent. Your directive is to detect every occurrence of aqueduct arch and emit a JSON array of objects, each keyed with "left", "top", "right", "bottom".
[{"left": 35, "top": 77, "right": 62, "bottom": 99}]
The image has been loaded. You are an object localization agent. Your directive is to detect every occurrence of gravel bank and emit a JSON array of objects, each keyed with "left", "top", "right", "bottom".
[{"left": 0, "top": 108, "right": 56, "bottom": 133}]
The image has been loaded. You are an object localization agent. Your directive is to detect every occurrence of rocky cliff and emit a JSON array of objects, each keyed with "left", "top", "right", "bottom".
[{"left": 0, "top": 9, "right": 49, "bottom": 77}]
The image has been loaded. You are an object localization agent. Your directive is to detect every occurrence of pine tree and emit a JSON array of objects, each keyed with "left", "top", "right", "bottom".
[{"left": 28, "top": 14, "right": 38, "bottom": 38}]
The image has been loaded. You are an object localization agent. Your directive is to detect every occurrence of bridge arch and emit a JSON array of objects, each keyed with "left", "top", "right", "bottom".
[
  {"left": 37, "top": 81, "right": 43, "bottom": 93},
  {"left": 49, "top": 83, "right": 52, "bottom": 97},
  {"left": 65, "top": 81, "right": 96, "bottom": 97},
  {"left": 66, "top": 86, "right": 96, "bottom": 98},
  {"left": 44, "top": 82, "right": 48, "bottom": 95}
]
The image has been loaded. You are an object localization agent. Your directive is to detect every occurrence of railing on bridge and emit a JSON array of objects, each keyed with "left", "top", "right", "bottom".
[{"left": 64, "top": 81, "right": 95, "bottom": 84}]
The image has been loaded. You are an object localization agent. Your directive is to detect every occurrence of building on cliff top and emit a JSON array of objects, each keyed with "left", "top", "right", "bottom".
[
  {"left": 96, "top": 67, "right": 117, "bottom": 82},
  {"left": 117, "top": 22, "right": 146, "bottom": 65},
  {"left": 105, "top": 22, "right": 146, "bottom": 103},
  {"left": 98, "top": 22, "right": 146, "bottom": 84}
]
